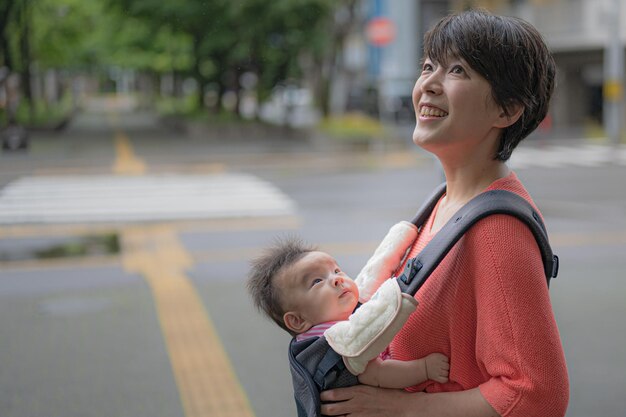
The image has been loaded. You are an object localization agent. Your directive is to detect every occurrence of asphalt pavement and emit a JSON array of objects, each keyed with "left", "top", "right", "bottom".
[{"left": 1, "top": 105, "right": 625, "bottom": 417}]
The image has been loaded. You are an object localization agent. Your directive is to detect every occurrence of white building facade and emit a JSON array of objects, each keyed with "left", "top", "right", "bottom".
[{"left": 359, "top": 0, "right": 626, "bottom": 138}]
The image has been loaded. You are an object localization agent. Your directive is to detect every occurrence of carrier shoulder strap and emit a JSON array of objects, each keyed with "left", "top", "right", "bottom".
[
  {"left": 410, "top": 182, "right": 448, "bottom": 228},
  {"left": 398, "top": 185, "right": 559, "bottom": 296}
]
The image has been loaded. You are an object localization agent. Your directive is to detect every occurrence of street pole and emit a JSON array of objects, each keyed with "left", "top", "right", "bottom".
[{"left": 604, "top": 0, "right": 624, "bottom": 158}]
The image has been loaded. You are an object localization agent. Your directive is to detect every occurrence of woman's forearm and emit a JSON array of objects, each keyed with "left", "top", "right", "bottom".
[
  {"left": 411, "top": 388, "right": 500, "bottom": 417},
  {"left": 320, "top": 385, "right": 500, "bottom": 417}
]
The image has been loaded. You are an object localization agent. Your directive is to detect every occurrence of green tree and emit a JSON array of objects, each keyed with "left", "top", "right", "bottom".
[
  {"left": 105, "top": 0, "right": 334, "bottom": 115},
  {"left": 4, "top": 0, "right": 348, "bottom": 122},
  {"left": 105, "top": 0, "right": 231, "bottom": 109},
  {"left": 232, "top": 0, "right": 332, "bottom": 103},
  {"left": 0, "top": 0, "right": 19, "bottom": 71}
]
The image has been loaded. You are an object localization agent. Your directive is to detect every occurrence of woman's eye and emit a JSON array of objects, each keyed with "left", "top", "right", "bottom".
[
  {"left": 450, "top": 65, "right": 465, "bottom": 74},
  {"left": 421, "top": 62, "right": 433, "bottom": 72}
]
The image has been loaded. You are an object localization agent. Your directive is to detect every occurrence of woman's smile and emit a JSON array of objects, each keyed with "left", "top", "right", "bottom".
[{"left": 419, "top": 104, "right": 448, "bottom": 119}]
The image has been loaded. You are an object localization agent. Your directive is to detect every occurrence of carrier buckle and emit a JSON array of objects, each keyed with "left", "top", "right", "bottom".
[
  {"left": 399, "top": 258, "right": 422, "bottom": 285},
  {"left": 551, "top": 254, "right": 559, "bottom": 278}
]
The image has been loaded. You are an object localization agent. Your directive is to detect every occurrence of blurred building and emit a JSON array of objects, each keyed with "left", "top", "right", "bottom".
[
  {"left": 502, "top": 0, "right": 625, "bottom": 138},
  {"left": 353, "top": 0, "right": 626, "bottom": 138}
]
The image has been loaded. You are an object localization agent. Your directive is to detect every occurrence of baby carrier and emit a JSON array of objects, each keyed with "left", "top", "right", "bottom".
[{"left": 288, "top": 183, "right": 560, "bottom": 417}]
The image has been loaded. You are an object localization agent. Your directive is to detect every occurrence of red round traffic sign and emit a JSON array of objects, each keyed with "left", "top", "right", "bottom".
[{"left": 366, "top": 17, "right": 396, "bottom": 46}]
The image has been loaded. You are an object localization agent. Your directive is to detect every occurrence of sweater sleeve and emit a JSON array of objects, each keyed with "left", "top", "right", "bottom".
[{"left": 468, "top": 215, "right": 569, "bottom": 417}]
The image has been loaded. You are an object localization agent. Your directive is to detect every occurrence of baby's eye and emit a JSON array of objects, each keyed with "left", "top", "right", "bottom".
[
  {"left": 334, "top": 268, "right": 341, "bottom": 274},
  {"left": 311, "top": 278, "right": 323, "bottom": 286}
]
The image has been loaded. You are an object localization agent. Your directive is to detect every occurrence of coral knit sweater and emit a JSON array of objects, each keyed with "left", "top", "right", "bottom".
[{"left": 389, "top": 172, "right": 569, "bottom": 417}]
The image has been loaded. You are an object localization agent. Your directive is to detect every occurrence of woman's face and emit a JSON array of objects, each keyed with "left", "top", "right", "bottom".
[{"left": 412, "top": 55, "right": 506, "bottom": 156}]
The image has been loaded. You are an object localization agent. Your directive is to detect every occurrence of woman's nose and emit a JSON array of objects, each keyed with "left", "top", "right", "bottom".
[{"left": 420, "top": 71, "right": 443, "bottom": 95}]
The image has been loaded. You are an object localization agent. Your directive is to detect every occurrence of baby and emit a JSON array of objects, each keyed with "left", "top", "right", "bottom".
[{"left": 248, "top": 237, "right": 449, "bottom": 388}]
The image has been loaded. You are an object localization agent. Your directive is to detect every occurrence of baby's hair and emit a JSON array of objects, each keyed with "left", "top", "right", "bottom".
[{"left": 247, "top": 236, "right": 316, "bottom": 335}]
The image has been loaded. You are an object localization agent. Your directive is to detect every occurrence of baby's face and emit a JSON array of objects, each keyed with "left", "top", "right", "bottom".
[{"left": 280, "top": 251, "right": 359, "bottom": 332}]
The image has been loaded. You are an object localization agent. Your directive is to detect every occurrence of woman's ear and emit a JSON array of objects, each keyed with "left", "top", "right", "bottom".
[
  {"left": 284, "top": 311, "right": 310, "bottom": 334},
  {"left": 495, "top": 101, "right": 524, "bottom": 129}
]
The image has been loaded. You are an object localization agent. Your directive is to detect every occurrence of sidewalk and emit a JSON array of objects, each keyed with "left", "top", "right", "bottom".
[
  {"left": 3, "top": 108, "right": 619, "bottom": 181},
  {"left": 160, "top": 115, "right": 432, "bottom": 173}
]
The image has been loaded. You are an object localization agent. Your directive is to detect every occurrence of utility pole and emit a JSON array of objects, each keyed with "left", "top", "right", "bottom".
[{"left": 604, "top": 0, "right": 624, "bottom": 155}]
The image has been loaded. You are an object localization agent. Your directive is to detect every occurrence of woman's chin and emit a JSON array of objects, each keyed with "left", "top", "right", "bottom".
[{"left": 412, "top": 129, "right": 432, "bottom": 147}]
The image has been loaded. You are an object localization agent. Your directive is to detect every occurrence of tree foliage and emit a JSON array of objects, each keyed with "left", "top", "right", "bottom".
[
  {"left": 2, "top": 0, "right": 343, "bottom": 119},
  {"left": 104, "top": 0, "right": 334, "bottom": 112}
]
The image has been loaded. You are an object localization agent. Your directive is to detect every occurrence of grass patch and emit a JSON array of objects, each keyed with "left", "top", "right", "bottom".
[
  {"left": 583, "top": 120, "right": 626, "bottom": 144},
  {"left": 318, "top": 112, "right": 385, "bottom": 143},
  {"left": 155, "top": 95, "right": 199, "bottom": 118},
  {"left": 584, "top": 121, "right": 606, "bottom": 141},
  {"left": 35, "top": 234, "right": 120, "bottom": 259},
  {"left": 12, "top": 95, "right": 74, "bottom": 129},
  {"left": 155, "top": 96, "right": 261, "bottom": 125}
]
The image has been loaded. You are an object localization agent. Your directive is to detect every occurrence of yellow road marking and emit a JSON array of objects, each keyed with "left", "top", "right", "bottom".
[
  {"left": 550, "top": 231, "right": 626, "bottom": 247},
  {"left": 3, "top": 229, "right": 626, "bottom": 272},
  {"left": 0, "top": 224, "right": 119, "bottom": 239},
  {"left": 192, "top": 241, "right": 378, "bottom": 264},
  {"left": 112, "top": 131, "right": 146, "bottom": 175},
  {"left": 120, "top": 225, "right": 255, "bottom": 417},
  {"left": 380, "top": 151, "right": 421, "bottom": 168},
  {"left": 0, "top": 255, "right": 120, "bottom": 271},
  {"left": 0, "top": 216, "right": 299, "bottom": 239},
  {"left": 32, "top": 162, "right": 226, "bottom": 177},
  {"left": 179, "top": 216, "right": 300, "bottom": 233}
]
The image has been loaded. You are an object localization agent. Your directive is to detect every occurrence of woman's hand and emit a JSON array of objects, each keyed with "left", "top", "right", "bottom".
[
  {"left": 320, "top": 385, "right": 500, "bottom": 417},
  {"left": 320, "top": 385, "right": 421, "bottom": 417}
]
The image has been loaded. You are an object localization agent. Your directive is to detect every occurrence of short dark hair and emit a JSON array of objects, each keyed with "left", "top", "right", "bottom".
[
  {"left": 247, "top": 236, "right": 315, "bottom": 336},
  {"left": 423, "top": 9, "right": 556, "bottom": 160}
]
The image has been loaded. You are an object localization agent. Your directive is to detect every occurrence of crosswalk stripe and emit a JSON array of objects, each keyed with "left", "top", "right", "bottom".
[
  {"left": 508, "top": 143, "right": 626, "bottom": 169},
  {"left": 0, "top": 173, "right": 296, "bottom": 224}
]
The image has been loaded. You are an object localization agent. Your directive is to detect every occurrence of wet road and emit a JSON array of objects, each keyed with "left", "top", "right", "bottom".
[{"left": 1, "top": 104, "right": 625, "bottom": 417}]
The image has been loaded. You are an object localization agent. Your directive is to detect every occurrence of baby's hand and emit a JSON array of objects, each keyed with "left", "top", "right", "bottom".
[
  {"left": 425, "top": 353, "right": 449, "bottom": 383},
  {"left": 357, "top": 357, "right": 382, "bottom": 387}
]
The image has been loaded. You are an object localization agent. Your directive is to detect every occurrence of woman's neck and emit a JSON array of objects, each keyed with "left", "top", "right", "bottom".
[
  {"left": 442, "top": 160, "right": 509, "bottom": 204},
  {"left": 431, "top": 157, "right": 509, "bottom": 234}
]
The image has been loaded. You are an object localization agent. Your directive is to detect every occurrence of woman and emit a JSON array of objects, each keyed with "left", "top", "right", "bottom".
[{"left": 321, "top": 9, "right": 569, "bottom": 417}]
